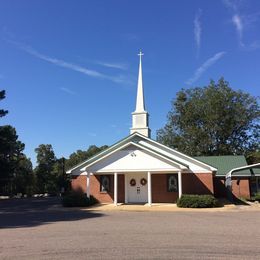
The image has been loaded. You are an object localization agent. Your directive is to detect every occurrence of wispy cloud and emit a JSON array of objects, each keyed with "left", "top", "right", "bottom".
[
  {"left": 247, "top": 40, "right": 260, "bottom": 50},
  {"left": 8, "top": 40, "right": 133, "bottom": 85},
  {"left": 194, "top": 9, "right": 202, "bottom": 56},
  {"left": 60, "top": 87, "right": 76, "bottom": 95},
  {"left": 232, "top": 14, "right": 244, "bottom": 46},
  {"left": 110, "top": 124, "right": 117, "bottom": 128},
  {"left": 222, "top": 0, "right": 240, "bottom": 12},
  {"left": 222, "top": 0, "right": 260, "bottom": 49},
  {"left": 123, "top": 33, "right": 139, "bottom": 41},
  {"left": 88, "top": 132, "right": 97, "bottom": 137},
  {"left": 95, "top": 61, "right": 128, "bottom": 70},
  {"left": 186, "top": 51, "right": 226, "bottom": 85}
]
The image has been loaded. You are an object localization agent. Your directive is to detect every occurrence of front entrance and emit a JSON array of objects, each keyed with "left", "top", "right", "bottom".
[{"left": 127, "top": 173, "right": 148, "bottom": 203}]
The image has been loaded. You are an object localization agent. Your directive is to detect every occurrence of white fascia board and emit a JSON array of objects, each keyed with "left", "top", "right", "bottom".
[
  {"left": 138, "top": 138, "right": 217, "bottom": 172},
  {"left": 66, "top": 133, "right": 140, "bottom": 174},
  {"left": 226, "top": 163, "right": 260, "bottom": 178},
  {"left": 80, "top": 141, "right": 187, "bottom": 172},
  {"left": 95, "top": 168, "right": 180, "bottom": 173}
]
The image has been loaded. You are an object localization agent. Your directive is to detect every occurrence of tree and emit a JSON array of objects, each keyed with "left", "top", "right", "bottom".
[
  {"left": 13, "top": 155, "right": 35, "bottom": 196},
  {"left": 0, "top": 125, "right": 25, "bottom": 194},
  {"left": 34, "top": 144, "right": 57, "bottom": 193},
  {"left": 0, "top": 90, "right": 8, "bottom": 118},
  {"left": 53, "top": 157, "right": 70, "bottom": 194},
  {"left": 157, "top": 78, "right": 260, "bottom": 156},
  {"left": 65, "top": 145, "right": 108, "bottom": 171},
  {"left": 0, "top": 90, "right": 34, "bottom": 196}
]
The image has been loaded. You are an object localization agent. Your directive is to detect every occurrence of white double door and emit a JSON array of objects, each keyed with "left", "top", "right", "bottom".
[{"left": 127, "top": 173, "right": 148, "bottom": 203}]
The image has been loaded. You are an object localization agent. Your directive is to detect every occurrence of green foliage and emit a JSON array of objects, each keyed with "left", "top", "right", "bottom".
[
  {"left": 65, "top": 145, "right": 108, "bottom": 170},
  {"left": 34, "top": 144, "right": 57, "bottom": 194},
  {"left": 157, "top": 78, "right": 260, "bottom": 156},
  {"left": 252, "top": 193, "right": 260, "bottom": 202},
  {"left": 13, "top": 155, "right": 35, "bottom": 196},
  {"left": 53, "top": 157, "right": 70, "bottom": 193},
  {"left": 246, "top": 150, "right": 260, "bottom": 165},
  {"left": 0, "top": 90, "right": 33, "bottom": 195},
  {"left": 0, "top": 125, "right": 27, "bottom": 194},
  {"left": 0, "top": 90, "right": 8, "bottom": 118},
  {"left": 61, "top": 192, "right": 98, "bottom": 207},
  {"left": 177, "top": 194, "right": 218, "bottom": 208}
]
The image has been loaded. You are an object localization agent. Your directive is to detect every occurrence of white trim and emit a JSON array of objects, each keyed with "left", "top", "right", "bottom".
[
  {"left": 66, "top": 134, "right": 139, "bottom": 174},
  {"left": 139, "top": 140, "right": 217, "bottom": 172},
  {"left": 114, "top": 172, "right": 118, "bottom": 206},
  {"left": 72, "top": 169, "right": 212, "bottom": 175},
  {"left": 67, "top": 132, "right": 216, "bottom": 175},
  {"left": 86, "top": 172, "right": 90, "bottom": 198},
  {"left": 147, "top": 171, "right": 152, "bottom": 206},
  {"left": 124, "top": 174, "right": 128, "bottom": 203},
  {"left": 81, "top": 141, "right": 187, "bottom": 172},
  {"left": 178, "top": 171, "right": 182, "bottom": 199},
  {"left": 226, "top": 163, "right": 260, "bottom": 179}
]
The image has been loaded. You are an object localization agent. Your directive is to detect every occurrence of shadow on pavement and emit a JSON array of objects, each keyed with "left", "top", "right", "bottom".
[{"left": 0, "top": 197, "right": 105, "bottom": 229}]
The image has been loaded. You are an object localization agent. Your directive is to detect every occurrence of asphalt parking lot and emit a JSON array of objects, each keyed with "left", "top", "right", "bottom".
[{"left": 0, "top": 197, "right": 260, "bottom": 259}]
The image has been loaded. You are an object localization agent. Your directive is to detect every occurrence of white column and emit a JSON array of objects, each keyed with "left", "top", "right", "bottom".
[
  {"left": 124, "top": 174, "right": 128, "bottom": 203},
  {"left": 114, "top": 172, "right": 118, "bottom": 206},
  {"left": 178, "top": 171, "right": 182, "bottom": 199},
  {"left": 147, "top": 171, "right": 152, "bottom": 206},
  {"left": 86, "top": 172, "right": 90, "bottom": 198}
]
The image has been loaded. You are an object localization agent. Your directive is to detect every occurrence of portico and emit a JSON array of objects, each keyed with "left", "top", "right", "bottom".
[{"left": 85, "top": 170, "right": 183, "bottom": 206}]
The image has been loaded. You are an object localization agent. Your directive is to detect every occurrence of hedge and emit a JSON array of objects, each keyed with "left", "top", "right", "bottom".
[
  {"left": 62, "top": 192, "right": 98, "bottom": 207},
  {"left": 177, "top": 194, "right": 218, "bottom": 208},
  {"left": 253, "top": 193, "right": 260, "bottom": 202}
]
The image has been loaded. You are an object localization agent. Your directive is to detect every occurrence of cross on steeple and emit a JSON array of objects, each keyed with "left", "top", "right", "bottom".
[
  {"left": 138, "top": 51, "right": 144, "bottom": 57},
  {"left": 130, "top": 51, "right": 151, "bottom": 138}
]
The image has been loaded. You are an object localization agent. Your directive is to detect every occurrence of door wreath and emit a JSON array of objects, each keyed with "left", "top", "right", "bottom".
[
  {"left": 130, "top": 178, "right": 136, "bottom": 186},
  {"left": 140, "top": 178, "right": 147, "bottom": 186}
]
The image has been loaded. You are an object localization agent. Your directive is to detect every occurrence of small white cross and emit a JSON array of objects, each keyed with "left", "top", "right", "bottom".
[{"left": 138, "top": 51, "right": 144, "bottom": 57}]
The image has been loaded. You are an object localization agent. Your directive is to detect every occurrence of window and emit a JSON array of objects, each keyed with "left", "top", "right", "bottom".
[
  {"left": 100, "top": 175, "right": 110, "bottom": 192},
  {"left": 167, "top": 174, "right": 178, "bottom": 192}
]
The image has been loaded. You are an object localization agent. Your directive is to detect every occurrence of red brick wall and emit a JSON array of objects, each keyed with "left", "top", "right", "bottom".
[
  {"left": 213, "top": 178, "right": 226, "bottom": 198},
  {"left": 152, "top": 174, "right": 178, "bottom": 203},
  {"left": 213, "top": 177, "right": 250, "bottom": 199},
  {"left": 90, "top": 175, "right": 113, "bottom": 203},
  {"left": 71, "top": 175, "right": 86, "bottom": 193},
  {"left": 182, "top": 173, "right": 214, "bottom": 195},
  {"left": 231, "top": 177, "right": 250, "bottom": 199},
  {"left": 71, "top": 174, "right": 125, "bottom": 203}
]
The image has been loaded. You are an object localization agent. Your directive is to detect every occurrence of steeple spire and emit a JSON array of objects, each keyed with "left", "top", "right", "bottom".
[
  {"left": 130, "top": 51, "right": 151, "bottom": 138},
  {"left": 135, "top": 51, "right": 145, "bottom": 112}
]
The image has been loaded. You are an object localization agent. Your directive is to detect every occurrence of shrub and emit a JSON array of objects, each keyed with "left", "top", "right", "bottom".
[
  {"left": 62, "top": 192, "right": 98, "bottom": 207},
  {"left": 253, "top": 193, "right": 260, "bottom": 202},
  {"left": 177, "top": 194, "right": 218, "bottom": 208}
]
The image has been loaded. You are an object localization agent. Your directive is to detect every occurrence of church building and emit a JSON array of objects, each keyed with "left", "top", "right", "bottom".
[{"left": 66, "top": 52, "right": 221, "bottom": 205}]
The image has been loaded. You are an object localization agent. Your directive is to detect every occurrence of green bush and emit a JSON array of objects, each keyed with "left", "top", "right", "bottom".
[
  {"left": 253, "top": 193, "right": 260, "bottom": 202},
  {"left": 62, "top": 192, "right": 98, "bottom": 207},
  {"left": 177, "top": 194, "right": 218, "bottom": 208}
]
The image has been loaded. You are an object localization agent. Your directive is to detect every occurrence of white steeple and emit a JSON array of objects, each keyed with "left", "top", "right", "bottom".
[
  {"left": 135, "top": 51, "right": 145, "bottom": 112},
  {"left": 130, "top": 51, "right": 151, "bottom": 137}
]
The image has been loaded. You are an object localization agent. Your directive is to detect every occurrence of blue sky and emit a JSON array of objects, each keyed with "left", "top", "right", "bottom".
[{"left": 1, "top": 0, "right": 260, "bottom": 165}]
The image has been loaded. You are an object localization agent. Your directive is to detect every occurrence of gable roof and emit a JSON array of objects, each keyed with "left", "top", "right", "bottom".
[
  {"left": 194, "top": 155, "right": 253, "bottom": 177},
  {"left": 67, "top": 132, "right": 216, "bottom": 174}
]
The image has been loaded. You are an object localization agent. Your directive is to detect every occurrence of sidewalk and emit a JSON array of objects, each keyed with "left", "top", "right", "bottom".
[{"left": 82, "top": 200, "right": 260, "bottom": 212}]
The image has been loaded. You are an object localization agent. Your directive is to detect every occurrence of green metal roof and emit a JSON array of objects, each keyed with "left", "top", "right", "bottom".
[{"left": 194, "top": 155, "right": 252, "bottom": 177}]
